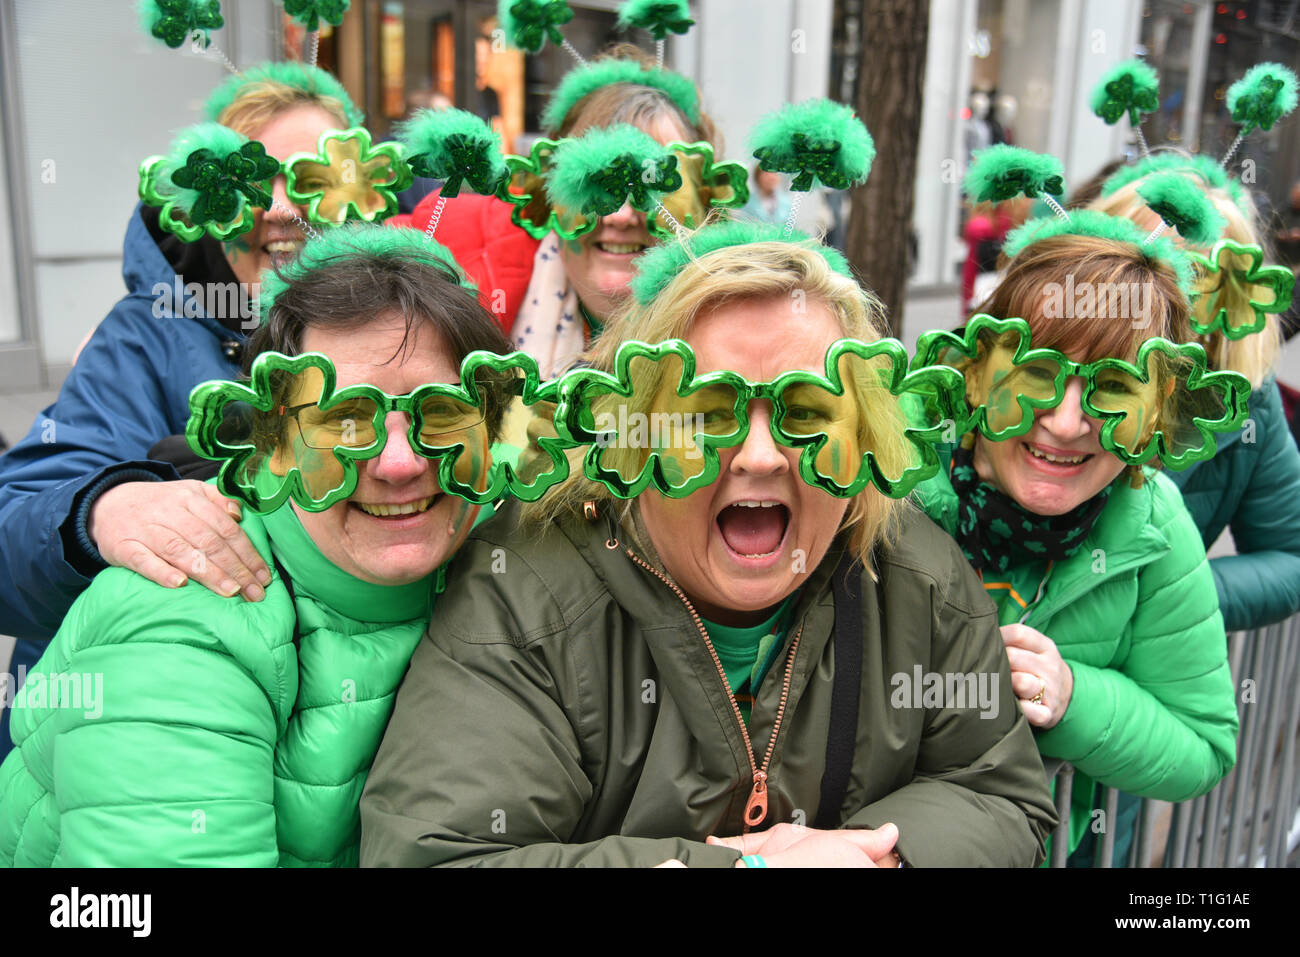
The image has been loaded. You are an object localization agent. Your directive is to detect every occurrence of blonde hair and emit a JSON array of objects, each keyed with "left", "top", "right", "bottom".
[
  {"left": 1091, "top": 174, "right": 1280, "bottom": 388},
  {"left": 522, "top": 240, "right": 911, "bottom": 571},
  {"left": 217, "top": 83, "right": 350, "bottom": 140}
]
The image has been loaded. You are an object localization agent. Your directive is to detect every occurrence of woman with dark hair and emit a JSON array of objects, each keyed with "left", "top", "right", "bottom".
[{"left": 0, "top": 228, "right": 513, "bottom": 867}]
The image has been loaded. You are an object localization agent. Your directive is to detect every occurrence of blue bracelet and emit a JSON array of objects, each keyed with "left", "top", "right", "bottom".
[{"left": 740, "top": 854, "right": 767, "bottom": 868}]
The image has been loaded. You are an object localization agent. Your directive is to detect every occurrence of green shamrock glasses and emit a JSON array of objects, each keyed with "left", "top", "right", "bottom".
[{"left": 911, "top": 315, "right": 1251, "bottom": 469}]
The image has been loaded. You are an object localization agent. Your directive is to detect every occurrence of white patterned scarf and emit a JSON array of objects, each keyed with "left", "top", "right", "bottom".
[{"left": 510, "top": 235, "right": 587, "bottom": 378}]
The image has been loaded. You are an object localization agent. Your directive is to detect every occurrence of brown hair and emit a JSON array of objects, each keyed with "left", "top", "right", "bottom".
[
  {"left": 554, "top": 43, "right": 721, "bottom": 150},
  {"left": 979, "top": 233, "right": 1187, "bottom": 362}
]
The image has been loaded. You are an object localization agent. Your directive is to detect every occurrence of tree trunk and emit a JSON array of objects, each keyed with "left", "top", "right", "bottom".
[{"left": 846, "top": 0, "right": 930, "bottom": 337}]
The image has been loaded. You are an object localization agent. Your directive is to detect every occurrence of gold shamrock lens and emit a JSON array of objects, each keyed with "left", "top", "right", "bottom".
[
  {"left": 285, "top": 129, "right": 412, "bottom": 225},
  {"left": 585, "top": 352, "right": 739, "bottom": 490},
  {"left": 952, "top": 328, "right": 1065, "bottom": 438}
]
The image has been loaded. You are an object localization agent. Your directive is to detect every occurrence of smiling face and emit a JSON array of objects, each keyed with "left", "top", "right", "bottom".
[
  {"left": 222, "top": 103, "right": 341, "bottom": 287},
  {"left": 281, "top": 313, "right": 483, "bottom": 585},
  {"left": 558, "top": 114, "right": 692, "bottom": 323},
  {"left": 637, "top": 297, "right": 850, "bottom": 626}
]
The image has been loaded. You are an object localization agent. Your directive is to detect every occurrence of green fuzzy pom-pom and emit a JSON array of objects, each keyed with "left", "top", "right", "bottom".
[
  {"left": 260, "top": 224, "right": 474, "bottom": 317},
  {"left": 631, "top": 221, "right": 851, "bottom": 304},
  {"left": 1136, "top": 171, "right": 1227, "bottom": 246},
  {"left": 150, "top": 123, "right": 249, "bottom": 207},
  {"left": 540, "top": 60, "right": 701, "bottom": 133},
  {"left": 205, "top": 61, "right": 363, "bottom": 127},
  {"left": 616, "top": 0, "right": 694, "bottom": 41},
  {"left": 1227, "top": 62, "right": 1300, "bottom": 134},
  {"left": 1091, "top": 59, "right": 1159, "bottom": 126},
  {"left": 964, "top": 145, "right": 1065, "bottom": 203},
  {"left": 283, "top": 0, "right": 351, "bottom": 32},
  {"left": 545, "top": 124, "right": 683, "bottom": 217},
  {"left": 1004, "top": 209, "right": 1194, "bottom": 295},
  {"left": 749, "top": 99, "right": 874, "bottom": 192},
  {"left": 139, "top": 0, "right": 224, "bottom": 50},
  {"left": 1101, "top": 152, "right": 1244, "bottom": 207},
  {"left": 499, "top": 0, "right": 574, "bottom": 54},
  {"left": 396, "top": 109, "right": 508, "bottom": 197}
]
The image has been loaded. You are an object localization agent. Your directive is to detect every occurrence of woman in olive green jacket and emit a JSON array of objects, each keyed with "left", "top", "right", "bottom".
[{"left": 361, "top": 232, "right": 1058, "bottom": 868}]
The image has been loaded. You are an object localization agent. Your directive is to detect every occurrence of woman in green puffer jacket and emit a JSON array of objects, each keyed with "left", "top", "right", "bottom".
[
  {"left": 911, "top": 231, "right": 1239, "bottom": 863},
  {"left": 0, "top": 228, "right": 512, "bottom": 866}
]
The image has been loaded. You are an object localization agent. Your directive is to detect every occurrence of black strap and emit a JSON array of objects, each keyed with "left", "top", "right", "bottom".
[
  {"left": 815, "top": 549, "right": 863, "bottom": 829},
  {"left": 271, "top": 552, "right": 303, "bottom": 650}
]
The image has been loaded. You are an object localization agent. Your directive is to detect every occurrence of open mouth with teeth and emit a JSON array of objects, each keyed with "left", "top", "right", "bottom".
[
  {"left": 595, "top": 242, "right": 648, "bottom": 255},
  {"left": 353, "top": 494, "right": 438, "bottom": 520},
  {"left": 264, "top": 239, "right": 305, "bottom": 270},
  {"left": 716, "top": 500, "right": 791, "bottom": 560},
  {"left": 1023, "top": 443, "right": 1092, "bottom": 469}
]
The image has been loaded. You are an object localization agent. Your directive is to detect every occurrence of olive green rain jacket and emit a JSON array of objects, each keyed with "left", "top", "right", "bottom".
[{"left": 361, "top": 502, "right": 1058, "bottom": 867}]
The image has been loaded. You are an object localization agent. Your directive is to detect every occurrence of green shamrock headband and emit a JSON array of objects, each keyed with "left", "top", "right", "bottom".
[
  {"left": 501, "top": 0, "right": 694, "bottom": 72},
  {"left": 911, "top": 315, "right": 1251, "bottom": 470},
  {"left": 186, "top": 335, "right": 965, "bottom": 511}
]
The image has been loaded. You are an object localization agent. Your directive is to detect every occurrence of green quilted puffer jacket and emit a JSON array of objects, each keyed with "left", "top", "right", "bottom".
[
  {"left": 913, "top": 458, "right": 1239, "bottom": 853},
  {"left": 0, "top": 504, "right": 434, "bottom": 867}
]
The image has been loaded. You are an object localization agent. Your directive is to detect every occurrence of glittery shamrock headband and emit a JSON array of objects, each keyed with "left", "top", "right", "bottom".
[
  {"left": 911, "top": 315, "right": 1251, "bottom": 470},
  {"left": 500, "top": 0, "right": 694, "bottom": 70}
]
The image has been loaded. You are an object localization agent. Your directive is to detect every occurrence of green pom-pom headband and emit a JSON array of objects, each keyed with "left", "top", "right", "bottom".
[
  {"left": 964, "top": 145, "right": 1065, "bottom": 204},
  {"left": 1135, "top": 171, "right": 1226, "bottom": 247},
  {"left": 138, "top": 122, "right": 279, "bottom": 242},
  {"left": 204, "top": 61, "right": 364, "bottom": 128},
  {"left": 1003, "top": 209, "right": 1195, "bottom": 296},
  {"left": 500, "top": 0, "right": 575, "bottom": 55},
  {"left": 629, "top": 220, "right": 853, "bottom": 305},
  {"left": 1101, "top": 152, "right": 1246, "bottom": 209},
  {"left": 258, "top": 224, "right": 475, "bottom": 319},
  {"left": 540, "top": 59, "right": 702, "bottom": 133},
  {"left": 910, "top": 315, "right": 1251, "bottom": 469}
]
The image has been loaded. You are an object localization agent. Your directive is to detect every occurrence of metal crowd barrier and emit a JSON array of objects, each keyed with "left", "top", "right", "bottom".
[{"left": 1047, "top": 613, "right": 1300, "bottom": 867}]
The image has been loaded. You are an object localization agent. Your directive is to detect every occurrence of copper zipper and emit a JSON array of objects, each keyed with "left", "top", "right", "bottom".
[{"left": 623, "top": 547, "right": 803, "bottom": 831}]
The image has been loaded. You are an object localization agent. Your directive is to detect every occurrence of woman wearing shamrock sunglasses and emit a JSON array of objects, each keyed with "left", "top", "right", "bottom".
[
  {"left": 910, "top": 232, "right": 1239, "bottom": 864},
  {"left": 0, "top": 228, "right": 513, "bottom": 866},
  {"left": 361, "top": 230, "right": 1056, "bottom": 868}
]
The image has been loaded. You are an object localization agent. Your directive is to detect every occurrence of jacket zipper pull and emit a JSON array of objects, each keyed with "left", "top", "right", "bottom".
[{"left": 743, "top": 770, "right": 769, "bottom": 829}]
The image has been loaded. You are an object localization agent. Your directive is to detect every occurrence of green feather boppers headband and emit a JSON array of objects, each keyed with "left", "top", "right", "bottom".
[
  {"left": 204, "top": 61, "right": 364, "bottom": 127},
  {"left": 630, "top": 220, "right": 852, "bottom": 305},
  {"left": 259, "top": 224, "right": 475, "bottom": 319},
  {"left": 138, "top": 123, "right": 282, "bottom": 242},
  {"left": 617, "top": 0, "right": 694, "bottom": 66},
  {"left": 540, "top": 59, "right": 702, "bottom": 133},
  {"left": 1090, "top": 59, "right": 1160, "bottom": 158},
  {"left": 749, "top": 98, "right": 875, "bottom": 234},
  {"left": 1102, "top": 152, "right": 1245, "bottom": 209}
]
